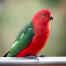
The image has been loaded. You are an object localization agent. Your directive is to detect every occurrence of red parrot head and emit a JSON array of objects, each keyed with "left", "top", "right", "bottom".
[{"left": 32, "top": 10, "right": 53, "bottom": 25}]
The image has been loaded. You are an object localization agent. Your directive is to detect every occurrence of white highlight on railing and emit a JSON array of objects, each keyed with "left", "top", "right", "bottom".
[{"left": 0, "top": 57, "right": 66, "bottom": 64}]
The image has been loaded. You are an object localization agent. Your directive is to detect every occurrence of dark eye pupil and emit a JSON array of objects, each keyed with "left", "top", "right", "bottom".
[{"left": 43, "top": 14, "right": 46, "bottom": 16}]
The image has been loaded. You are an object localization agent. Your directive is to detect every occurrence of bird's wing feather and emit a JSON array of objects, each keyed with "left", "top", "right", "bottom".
[{"left": 7, "top": 22, "right": 34, "bottom": 57}]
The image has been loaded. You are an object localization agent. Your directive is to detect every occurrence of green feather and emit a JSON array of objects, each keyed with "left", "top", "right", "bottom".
[{"left": 7, "top": 22, "right": 34, "bottom": 57}]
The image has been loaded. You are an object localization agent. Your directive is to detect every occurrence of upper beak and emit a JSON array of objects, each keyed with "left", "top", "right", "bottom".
[{"left": 49, "top": 16, "right": 53, "bottom": 20}]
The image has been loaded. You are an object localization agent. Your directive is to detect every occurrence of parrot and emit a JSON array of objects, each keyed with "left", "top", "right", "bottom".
[{"left": 4, "top": 9, "right": 53, "bottom": 57}]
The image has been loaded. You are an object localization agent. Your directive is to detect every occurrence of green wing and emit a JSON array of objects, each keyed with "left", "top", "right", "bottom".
[{"left": 7, "top": 22, "right": 34, "bottom": 57}]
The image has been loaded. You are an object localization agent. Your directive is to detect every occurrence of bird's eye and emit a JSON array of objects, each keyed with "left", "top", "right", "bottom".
[{"left": 42, "top": 14, "right": 46, "bottom": 16}]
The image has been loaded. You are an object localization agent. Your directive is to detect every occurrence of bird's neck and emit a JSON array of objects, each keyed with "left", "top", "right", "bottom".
[{"left": 33, "top": 23, "right": 50, "bottom": 36}]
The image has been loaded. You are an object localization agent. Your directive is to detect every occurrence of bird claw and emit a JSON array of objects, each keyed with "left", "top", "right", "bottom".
[
  {"left": 25, "top": 55, "right": 37, "bottom": 59},
  {"left": 25, "top": 54, "right": 47, "bottom": 58},
  {"left": 25, "top": 55, "right": 39, "bottom": 63},
  {"left": 25, "top": 55, "right": 47, "bottom": 63},
  {"left": 38, "top": 55, "right": 47, "bottom": 57}
]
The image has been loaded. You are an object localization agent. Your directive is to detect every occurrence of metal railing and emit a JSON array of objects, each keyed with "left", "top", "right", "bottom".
[{"left": 0, "top": 57, "right": 66, "bottom": 64}]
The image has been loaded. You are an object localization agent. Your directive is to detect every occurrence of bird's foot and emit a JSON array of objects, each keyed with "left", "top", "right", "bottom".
[
  {"left": 38, "top": 55, "right": 47, "bottom": 57},
  {"left": 25, "top": 55, "right": 47, "bottom": 59},
  {"left": 25, "top": 55, "right": 38, "bottom": 59},
  {"left": 25, "top": 55, "right": 39, "bottom": 62},
  {"left": 25, "top": 55, "right": 47, "bottom": 63}
]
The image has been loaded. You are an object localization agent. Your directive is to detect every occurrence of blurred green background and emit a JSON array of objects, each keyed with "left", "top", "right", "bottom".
[{"left": 0, "top": 0, "right": 66, "bottom": 57}]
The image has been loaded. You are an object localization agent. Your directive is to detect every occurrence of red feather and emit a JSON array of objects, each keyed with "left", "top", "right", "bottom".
[{"left": 15, "top": 10, "right": 52, "bottom": 57}]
